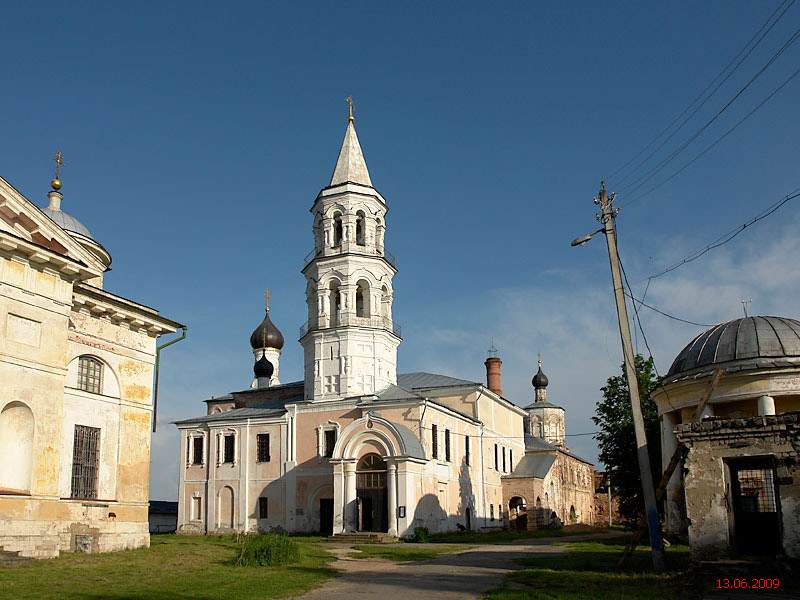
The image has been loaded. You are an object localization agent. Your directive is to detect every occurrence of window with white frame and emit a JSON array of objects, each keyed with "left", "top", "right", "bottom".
[
  {"left": 444, "top": 429, "right": 451, "bottom": 462},
  {"left": 217, "top": 430, "right": 237, "bottom": 465},
  {"left": 431, "top": 424, "right": 438, "bottom": 459},
  {"left": 317, "top": 422, "right": 339, "bottom": 459},
  {"left": 188, "top": 434, "right": 205, "bottom": 466}
]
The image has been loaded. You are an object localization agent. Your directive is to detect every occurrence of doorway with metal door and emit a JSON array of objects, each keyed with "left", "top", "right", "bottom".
[{"left": 728, "top": 457, "right": 782, "bottom": 556}]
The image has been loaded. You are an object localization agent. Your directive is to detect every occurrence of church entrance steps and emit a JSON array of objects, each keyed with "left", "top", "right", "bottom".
[
  {"left": 0, "top": 548, "right": 35, "bottom": 567},
  {"left": 326, "top": 532, "right": 398, "bottom": 544}
]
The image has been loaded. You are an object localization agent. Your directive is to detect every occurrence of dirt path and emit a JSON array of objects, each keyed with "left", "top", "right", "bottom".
[{"left": 299, "top": 533, "right": 618, "bottom": 600}]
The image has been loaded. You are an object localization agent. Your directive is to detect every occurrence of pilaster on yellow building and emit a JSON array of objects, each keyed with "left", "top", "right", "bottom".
[{"left": 0, "top": 170, "right": 183, "bottom": 558}]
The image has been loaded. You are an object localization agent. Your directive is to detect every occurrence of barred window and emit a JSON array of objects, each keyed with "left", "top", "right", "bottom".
[
  {"left": 257, "top": 434, "right": 270, "bottom": 462},
  {"left": 222, "top": 434, "right": 235, "bottom": 464},
  {"left": 444, "top": 429, "right": 451, "bottom": 462},
  {"left": 324, "top": 430, "right": 336, "bottom": 458},
  {"left": 431, "top": 425, "right": 438, "bottom": 459},
  {"left": 258, "top": 497, "right": 269, "bottom": 519},
  {"left": 71, "top": 425, "right": 100, "bottom": 499},
  {"left": 78, "top": 356, "right": 102, "bottom": 394}
]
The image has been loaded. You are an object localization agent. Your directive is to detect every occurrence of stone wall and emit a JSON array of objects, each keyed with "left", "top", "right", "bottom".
[{"left": 676, "top": 412, "right": 800, "bottom": 560}]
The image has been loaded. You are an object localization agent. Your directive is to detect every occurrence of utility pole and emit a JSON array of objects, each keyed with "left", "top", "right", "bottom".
[{"left": 596, "top": 186, "right": 666, "bottom": 571}]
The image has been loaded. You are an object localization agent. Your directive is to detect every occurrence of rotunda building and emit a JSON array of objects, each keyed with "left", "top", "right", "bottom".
[{"left": 654, "top": 316, "right": 800, "bottom": 558}]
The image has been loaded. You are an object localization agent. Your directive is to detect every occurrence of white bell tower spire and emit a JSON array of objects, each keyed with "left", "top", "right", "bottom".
[{"left": 300, "top": 102, "right": 401, "bottom": 401}]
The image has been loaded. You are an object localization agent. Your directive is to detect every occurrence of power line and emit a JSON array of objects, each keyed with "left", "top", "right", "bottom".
[
  {"left": 617, "top": 22, "right": 800, "bottom": 199},
  {"left": 623, "top": 292, "right": 713, "bottom": 328},
  {"left": 620, "top": 66, "right": 800, "bottom": 207},
  {"left": 635, "top": 187, "right": 800, "bottom": 282},
  {"left": 608, "top": 0, "right": 794, "bottom": 187}
]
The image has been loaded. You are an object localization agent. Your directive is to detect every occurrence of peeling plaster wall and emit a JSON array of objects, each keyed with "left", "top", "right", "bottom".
[
  {"left": 0, "top": 249, "right": 171, "bottom": 558},
  {"left": 676, "top": 412, "right": 800, "bottom": 560}
]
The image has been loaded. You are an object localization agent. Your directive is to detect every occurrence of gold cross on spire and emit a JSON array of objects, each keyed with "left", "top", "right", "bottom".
[
  {"left": 52, "top": 151, "right": 66, "bottom": 179},
  {"left": 346, "top": 97, "right": 354, "bottom": 123},
  {"left": 538, "top": 352, "right": 542, "bottom": 368},
  {"left": 264, "top": 288, "right": 271, "bottom": 312}
]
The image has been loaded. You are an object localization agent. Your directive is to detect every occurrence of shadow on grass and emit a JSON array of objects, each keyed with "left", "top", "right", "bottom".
[
  {"left": 484, "top": 540, "right": 701, "bottom": 600},
  {"left": 426, "top": 527, "right": 615, "bottom": 545}
]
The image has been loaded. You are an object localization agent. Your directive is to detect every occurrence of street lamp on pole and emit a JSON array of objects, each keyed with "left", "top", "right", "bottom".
[{"left": 572, "top": 183, "right": 667, "bottom": 572}]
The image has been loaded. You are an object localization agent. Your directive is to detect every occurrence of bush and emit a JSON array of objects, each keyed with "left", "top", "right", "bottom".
[
  {"left": 409, "top": 527, "right": 431, "bottom": 543},
  {"left": 235, "top": 533, "right": 300, "bottom": 567}
]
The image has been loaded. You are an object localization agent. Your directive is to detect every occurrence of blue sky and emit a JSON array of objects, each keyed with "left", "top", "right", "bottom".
[{"left": 3, "top": 2, "right": 799, "bottom": 500}]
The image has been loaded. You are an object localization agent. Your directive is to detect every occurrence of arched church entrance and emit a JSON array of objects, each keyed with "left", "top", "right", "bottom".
[
  {"left": 509, "top": 496, "right": 527, "bottom": 531},
  {"left": 356, "top": 453, "right": 388, "bottom": 532}
]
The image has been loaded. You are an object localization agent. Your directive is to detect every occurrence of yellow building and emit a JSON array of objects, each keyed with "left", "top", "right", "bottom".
[
  {"left": 654, "top": 316, "right": 800, "bottom": 559},
  {"left": 0, "top": 174, "right": 182, "bottom": 557}
]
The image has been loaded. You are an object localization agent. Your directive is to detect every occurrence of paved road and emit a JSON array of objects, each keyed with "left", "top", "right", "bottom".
[{"left": 300, "top": 533, "right": 617, "bottom": 600}]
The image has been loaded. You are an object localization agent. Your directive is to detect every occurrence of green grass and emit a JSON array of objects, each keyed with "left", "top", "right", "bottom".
[
  {"left": 0, "top": 534, "right": 338, "bottom": 600},
  {"left": 348, "top": 544, "right": 467, "bottom": 562},
  {"left": 483, "top": 537, "right": 700, "bottom": 600},
  {"left": 427, "top": 527, "right": 610, "bottom": 545}
]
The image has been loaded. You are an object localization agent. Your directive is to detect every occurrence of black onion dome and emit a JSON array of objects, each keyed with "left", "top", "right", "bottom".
[
  {"left": 667, "top": 316, "right": 800, "bottom": 378},
  {"left": 532, "top": 365, "right": 549, "bottom": 388},
  {"left": 249, "top": 310, "right": 284, "bottom": 350},
  {"left": 254, "top": 351, "right": 274, "bottom": 379}
]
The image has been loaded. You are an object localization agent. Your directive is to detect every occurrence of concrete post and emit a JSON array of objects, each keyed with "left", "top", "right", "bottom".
[
  {"left": 661, "top": 410, "right": 684, "bottom": 535},
  {"left": 387, "top": 462, "right": 398, "bottom": 536}
]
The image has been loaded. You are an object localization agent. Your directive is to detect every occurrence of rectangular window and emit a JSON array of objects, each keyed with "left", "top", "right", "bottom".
[
  {"left": 444, "top": 429, "right": 451, "bottom": 462},
  {"left": 465, "top": 436, "right": 470, "bottom": 466},
  {"left": 71, "top": 425, "right": 100, "bottom": 499},
  {"left": 222, "top": 434, "right": 235, "bottom": 463},
  {"left": 494, "top": 444, "right": 498, "bottom": 471},
  {"left": 502, "top": 447, "right": 507, "bottom": 472},
  {"left": 192, "top": 496, "right": 202, "bottom": 520},
  {"left": 431, "top": 424, "right": 438, "bottom": 459},
  {"left": 258, "top": 497, "right": 269, "bottom": 519},
  {"left": 324, "top": 429, "right": 336, "bottom": 458},
  {"left": 192, "top": 436, "right": 204, "bottom": 465},
  {"left": 256, "top": 433, "right": 270, "bottom": 462},
  {"left": 490, "top": 504, "right": 494, "bottom": 521},
  {"left": 77, "top": 356, "right": 102, "bottom": 394},
  {"left": 509, "top": 449, "right": 513, "bottom": 470}
]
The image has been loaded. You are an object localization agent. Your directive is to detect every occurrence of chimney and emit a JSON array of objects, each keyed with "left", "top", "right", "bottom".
[{"left": 485, "top": 356, "right": 502, "bottom": 396}]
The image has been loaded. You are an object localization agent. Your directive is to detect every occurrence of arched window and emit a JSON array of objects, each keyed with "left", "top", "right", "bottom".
[
  {"left": 381, "top": 285, "right": 390, "bottom": 319},
  {"left": 544, "top": 492, "right": 549, "bottom": 506},
  {"left": 356, "top": 453, "right": 386, "bottom": 489},
  {"left": 78, "top": 356, "right": 103, "bottom": 394},
  {"left": 0, "top": 402, "right": 35, "bottom": 494},
  {"left": 356, "top": 280, "right": 370, "bottom": 318},
  {"left": 329, "top": 281, "right": 341, "bottom": 326},
  {"left": 355, "top": 211, "right": 366, "bottom": 246},
  {"left": 333, "top": 212, "right": 343, "bottom": 247}
]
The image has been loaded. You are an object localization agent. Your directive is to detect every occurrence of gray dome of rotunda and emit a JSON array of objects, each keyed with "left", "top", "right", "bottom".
[
  {"left": 666, "top": 316, "right": 800, "bottom": 380},
  {"left": 42, "top": 207, "right": 94, "bottom": 240}
]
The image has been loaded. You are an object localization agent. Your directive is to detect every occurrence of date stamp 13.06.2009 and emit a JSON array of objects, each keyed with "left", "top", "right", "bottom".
[{"left": 716, "top": 578, "right": 780, "bottom": 590}]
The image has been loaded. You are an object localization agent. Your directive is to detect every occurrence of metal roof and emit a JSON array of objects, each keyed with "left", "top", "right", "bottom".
[
  {"left": 173, "top": 397, "right": 299, "bottom": 425},
  {"left": 667, "top": 316, "right": 800, "bottom": 379},
  {"left": 42, "top": 208, "right": 94, "bottom": 239},
  {"left": 503, "top": 453, "right": 556, "bottom": 479},
  {"left": 522, "top": 401, "right": 564, "bottom": 410},
  {"left": 397, "top": 372, "right": 480, "bottom": 389}
]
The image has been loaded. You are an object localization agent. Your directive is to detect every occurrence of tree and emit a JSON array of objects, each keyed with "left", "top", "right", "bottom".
[{"left": 592, "top": 354, "right": 662, "bottom": 526}]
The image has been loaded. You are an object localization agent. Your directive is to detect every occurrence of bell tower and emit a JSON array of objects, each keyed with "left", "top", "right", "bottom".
[{"left": 299, "top": 103, "right": 401, "bottom": 401}]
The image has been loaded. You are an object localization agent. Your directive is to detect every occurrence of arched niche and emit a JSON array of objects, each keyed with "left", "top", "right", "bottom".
[
  {"left": 218, "top": 485, "right": 235, "bottom": 529},
  {"left": 0, "top": 402, "right": 35, "bottom": 494}
]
